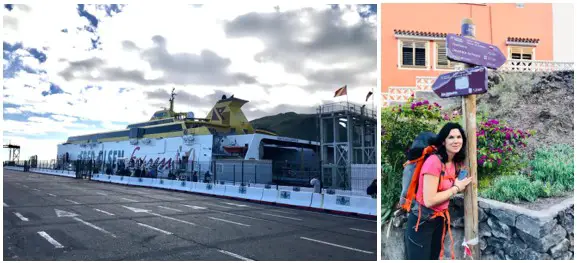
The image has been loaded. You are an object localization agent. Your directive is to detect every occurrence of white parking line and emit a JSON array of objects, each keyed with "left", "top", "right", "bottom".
[
  {"left": 208, "top": 217, "right": 251, "bottom": 227},
  {"left": 94, "top": 208, "right": 115, "bottom": 216},
  {"left": 47, "top": 193, "right": 57, "bottom": 197},
  {"left": 300, "top": 237, "right": 374, "bottom": 254},
  {"left": 161, "top": 197, "right": 184, "bottom": 201},
  {"left": 158, "top": 206, "right": 183, "bottom": 212},
  {"left": 121, "top": 198, "right": 138, "bottom": 202},
  {"left": 32, "top": 188, "right": 40, "bottom": 191},
  {"left": 181, "top": 205, "right": 207, "bottom": 210},
  {"left": 65, "top": 199, "right": 80, "bottom": 205},
  {"left": 14, "top": 212, "right": 29, "bottom": 222},
  {"left": 3, "top": 202, "right": 8, "bottom": 207},
  {"left": 136, "top": 222, "right": 172, "bottom": 235},
  {"left": 37, "top": 231, "right": 64, "bottom": 248},
  {"left": 96, "top": 192, "right": 107, "bottom": 196},
  {"left": 208, "top": 204, "right": 235, "bottom": 209},
  {"left": 350, "top": 228, "right": 377, "bottom": 234},
  {"left": 223, "top": 202, "right": 248, "bottom": 207},
  {"left": 261, "top": 213, "right": 302, "bottom": 221},
  {"left": 218, "top": 250, "right": 254, "bottom": 261},
  {"left": 271, "top": 210, "right": 298, "bottom": 215},
  {"left": 73, "top": 217, "right": 117, "bottom": 238},
  {"left": 214, "top": 211, "right": 266, "bottom": 221}
]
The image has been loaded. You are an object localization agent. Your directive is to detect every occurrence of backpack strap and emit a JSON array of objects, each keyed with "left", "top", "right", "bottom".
[
  {"left": 400, "top": 145, "right": 436, "bottom": 212},
  {"left": 435, "top": 154, "right": 446, "bottom": 191}
]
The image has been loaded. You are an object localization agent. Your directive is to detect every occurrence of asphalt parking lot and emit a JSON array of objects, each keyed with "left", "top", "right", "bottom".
[{"left": 3, "top": 169, "right": 377, "bottom": 261}]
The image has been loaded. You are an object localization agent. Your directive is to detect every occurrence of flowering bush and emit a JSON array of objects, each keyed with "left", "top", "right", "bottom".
[
  {"left": 476, "top": 118, "right": 535, "bottom": 181},
  {"left": 381, "top": 95, "right": 442, "bottom": 222}
]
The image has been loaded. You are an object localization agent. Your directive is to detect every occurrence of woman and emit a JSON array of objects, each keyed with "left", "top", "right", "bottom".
[{"left": 405, "top": 122, "right": 473, "bottom": 260}]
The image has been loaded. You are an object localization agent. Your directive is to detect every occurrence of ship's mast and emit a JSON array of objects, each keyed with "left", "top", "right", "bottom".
[{"left": 169, "top": 88, "right": 176, "bottom": 113}]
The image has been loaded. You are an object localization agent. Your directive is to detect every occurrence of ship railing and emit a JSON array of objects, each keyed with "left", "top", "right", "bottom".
[{"left": 317, "top": 101, "right": 377, "bottom": 119}]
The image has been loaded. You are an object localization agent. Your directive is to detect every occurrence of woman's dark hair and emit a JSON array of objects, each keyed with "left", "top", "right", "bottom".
[{"left": 435, "top": 122, "right": 467, "bottom": 164}]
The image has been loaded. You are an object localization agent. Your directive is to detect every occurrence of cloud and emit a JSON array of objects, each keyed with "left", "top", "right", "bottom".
[{"left": 2, "top": 4, "right": 376, "bottom": 161}]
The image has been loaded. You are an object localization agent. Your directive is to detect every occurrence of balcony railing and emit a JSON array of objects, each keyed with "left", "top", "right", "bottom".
[{"left": 499, "top": 59, "right": 574, "bottom": 72}]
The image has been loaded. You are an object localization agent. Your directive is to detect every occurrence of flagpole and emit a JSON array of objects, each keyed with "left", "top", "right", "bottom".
[{"left": 372, "top": 87, "right": 375, "bottom": 116}]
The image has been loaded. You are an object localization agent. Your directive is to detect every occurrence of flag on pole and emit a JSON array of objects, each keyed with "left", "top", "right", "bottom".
[
  {"left": 334, "top": 85, "right": 347, "bottom": 97},
  {"left": 365, "top": 91, "right": 373, "bottom": 101}
]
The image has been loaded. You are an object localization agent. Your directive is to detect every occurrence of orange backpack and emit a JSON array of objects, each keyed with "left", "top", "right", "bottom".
[{"left": 400, "top": 145, "right": 457, "bottom": 260}]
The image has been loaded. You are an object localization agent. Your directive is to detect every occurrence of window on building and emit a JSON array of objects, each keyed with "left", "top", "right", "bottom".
[
  {"left": 400, "top": 40, "right": 427, "bottom": 68},
  {"left": 509, "top": 46, "right": 534, "bottom": 60},
  {"left": 435, "top": 41, "right": 454, "bottom": 69}
]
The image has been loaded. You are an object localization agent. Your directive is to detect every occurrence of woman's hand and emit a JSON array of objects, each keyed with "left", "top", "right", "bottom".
[{"left": 454, "top": 176, "right": 472, "bottom": 192}]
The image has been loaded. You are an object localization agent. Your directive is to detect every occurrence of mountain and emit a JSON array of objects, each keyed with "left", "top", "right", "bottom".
[{"left": 250, "top": 112, "right": 319, "bottom": 141}]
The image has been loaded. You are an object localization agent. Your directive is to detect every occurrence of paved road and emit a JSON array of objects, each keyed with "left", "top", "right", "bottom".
[{"left": 3, "top": 169, "right": 377, "bottom": 261}]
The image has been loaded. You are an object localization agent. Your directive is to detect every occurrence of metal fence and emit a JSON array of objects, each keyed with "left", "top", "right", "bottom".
[{"left": 3, "top": 159, "right": 375, "bottom": 194}]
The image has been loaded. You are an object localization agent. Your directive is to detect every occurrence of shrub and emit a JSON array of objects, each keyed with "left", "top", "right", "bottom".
[
  {"left": 477, "top": 118, "right": 533, "bottom": 181},
  {"left": 381, "top": 162, "right": 399, "bottom": 223},
  {"left": 381, "top": 97, "right": 442, "bottom": 221},
  {"left": 481, "top": 174, "right": 544, "bottom": 203},
  {"left": 531, "top": 144, "right": 574, "bottom": 191}
]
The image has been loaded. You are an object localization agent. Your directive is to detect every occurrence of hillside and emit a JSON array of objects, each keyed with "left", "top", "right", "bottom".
[
  {"left": 250, "top": 112, "right": 319, "bottom": 141},
  {"left": 446, "top": 70, "right": 574, "bottom": 157},
  {"left": 479, "top": 70, "right": 574, "bottom": 156}
]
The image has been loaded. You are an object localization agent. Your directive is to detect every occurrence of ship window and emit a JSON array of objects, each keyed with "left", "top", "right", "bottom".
[{"left": 143, "top": 124, "right": 183, "bottom": 135}]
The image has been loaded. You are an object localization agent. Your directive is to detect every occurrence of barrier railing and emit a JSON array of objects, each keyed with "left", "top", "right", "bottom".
[{"left": 4, "top": 163, "right": 377, "bottom": 217}]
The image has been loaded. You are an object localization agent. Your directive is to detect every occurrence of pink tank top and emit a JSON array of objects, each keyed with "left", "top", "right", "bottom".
[{"left": 416, "top": 155, "right": 457, "bottom": 212}]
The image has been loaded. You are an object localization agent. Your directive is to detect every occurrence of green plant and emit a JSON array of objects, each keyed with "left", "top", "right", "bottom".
[
  {"left": 381, "top": 96, "right": 443, "bottom": 221},
  {"left": 531, "top": 144, "right": 574, "bottom": 191},
  {"left": 381, "top": 162, "right": 399, "bottom": 223},
  {"left": 481, "top": 174, "right": 544, "bottom": 203},
  {"left": 477, "top": 118, "right": 534, "bottom": 181}
]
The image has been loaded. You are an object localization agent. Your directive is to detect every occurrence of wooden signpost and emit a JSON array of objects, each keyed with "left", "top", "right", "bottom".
[{"left": 432, "top": 18, "right": 507, "bottom": 260}]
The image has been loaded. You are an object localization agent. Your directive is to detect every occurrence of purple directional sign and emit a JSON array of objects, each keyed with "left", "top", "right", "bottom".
[
  {"left": 432, "top": 66, "right": 488, "bottom": 98},
  {"left": 446, "top": 33, "right": 507, "bottom": 69}
]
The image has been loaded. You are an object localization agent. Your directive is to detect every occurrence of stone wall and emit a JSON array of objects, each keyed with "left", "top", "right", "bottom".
[{"left": 382, "top": 195, "right": 574, "bottom": 260}]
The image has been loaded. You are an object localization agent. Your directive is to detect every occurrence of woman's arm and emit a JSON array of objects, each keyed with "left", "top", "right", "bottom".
[{"left": 422, "top": 174, "right": 458, "bottom": 208}]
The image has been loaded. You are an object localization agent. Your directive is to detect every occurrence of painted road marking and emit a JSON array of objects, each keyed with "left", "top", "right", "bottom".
[
  {"left": 350, "top": 228, "right": 377, "bottom": 234},
  {"left": 65, "top": 199, "right": 80, "bottom": 205},
  {"left": 14, "top": 212, "right": 29, "bottom": 222},
  {"left": 122, "top": 206, "right": 200, "bottom": 228},
  {"left": 94, "top": 208, "right": 115, "bottom": 216},
  {"left": 32, "top": 188, "right": 40, "bottom": 191},
  {"left": 181, "top": 205, "right": 207, "bottom": 210},
  {"left": 73, "top": 217, "right": 117, "bottom": 238},
  {"left": 136, "top": 222, "right": 172, "bottom": 235},
  {"left": 208, "top": 217, "right": 251, "bottom": 227},
  {"left": 37, "top": 231, "right": 64, "bottom": 248},
  {"left": 158, "top": 206, "right": 183, "bottom": 212},
  {"left": 208, "top": 204, "right": 235, "bottom": 209},
  {"left": 22, "top": 185, "right": 29, "bottom": 188},
  {"left": 3, "top": 202, "right": 8, "bottom": 207},
  {"left": 96, "top": 192, "right": 107, "bottom": 196},
  {"left": 223, "top": 202, "right": 248, "bottom": 207},
  {"left": 161, "top": 197, "right": 184, "bottom": 201},
  {"left": 218, "top": 250, "right": 254, "bottom": 261},
  {"left": 300, "top": 237, "right": 374, "bottom": 254},
  {"left": 270, "top": 209, "right": 298, "bottom": 215},
  {"left": 261, "top": 213, "right": 302, "bottom": 221},
  {"left": 215, "top": 211, "right": 266, "bottom": 221},
  {"left": 47, "top": 193, "right": 57, "bottom": 197},
  {"left": 121, "top": 198, "right": 138, "bottom": 202}
]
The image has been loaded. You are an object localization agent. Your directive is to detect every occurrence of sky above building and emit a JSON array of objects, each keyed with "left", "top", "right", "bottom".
[{"left": 2, "top": 4, "right": 377, "bottom": 161}]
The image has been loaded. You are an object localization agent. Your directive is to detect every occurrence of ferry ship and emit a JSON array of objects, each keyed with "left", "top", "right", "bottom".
[{"left": 56, "top": 89, "right": 320, "bottom": 185}]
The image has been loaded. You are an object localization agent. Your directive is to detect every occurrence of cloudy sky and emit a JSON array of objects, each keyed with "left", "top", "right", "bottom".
[{"left": 2, "top": 4, "right": 377, "bottom": 161}]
